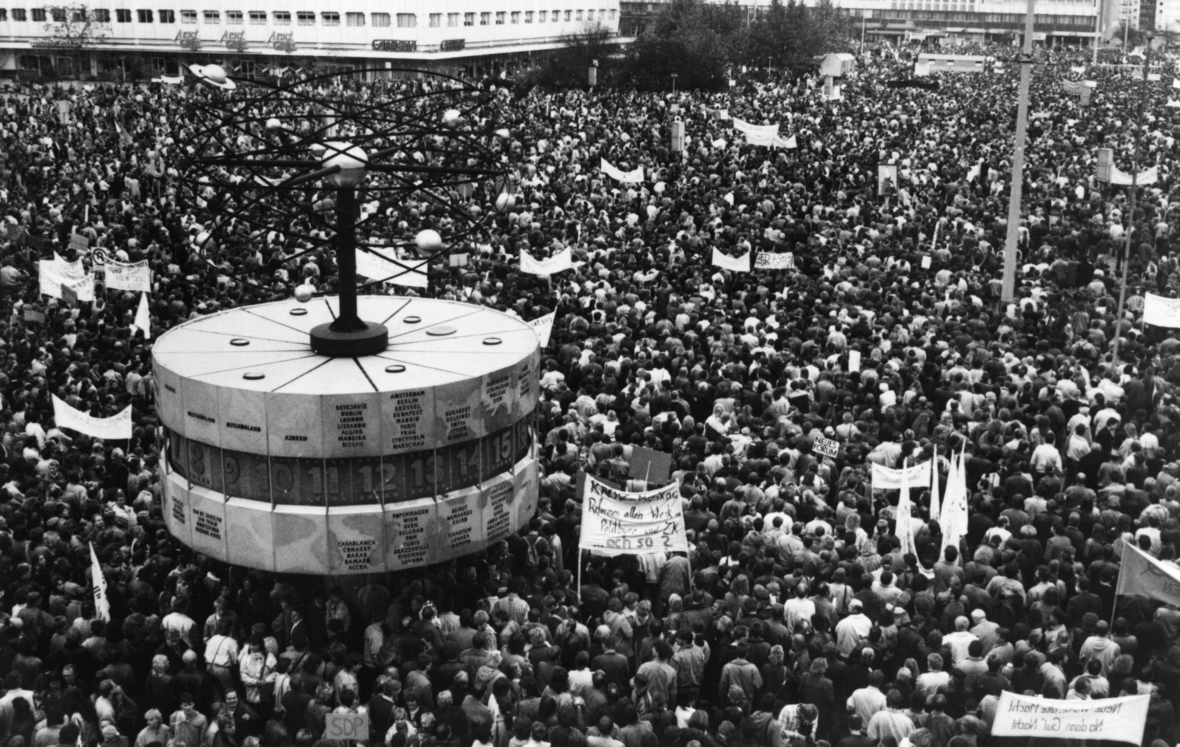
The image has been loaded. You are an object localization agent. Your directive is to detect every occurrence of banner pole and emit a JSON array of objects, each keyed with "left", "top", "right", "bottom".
[{"left": 577, "top": 548, "right": 583, "bottom": 603}]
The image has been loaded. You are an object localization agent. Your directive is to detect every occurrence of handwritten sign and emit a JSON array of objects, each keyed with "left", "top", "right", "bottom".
[
  {"left": 580, "top": 474, "right": 688, "bottom": 555},
  {"left": 991, "top": 692, "right": 1149, "bottom": 745},
  {"left": 814, "top": 436, "right": 840, "bottom": 458},
  {"left": 104, "top": 260, "right": 151, "bottom": 292},
  {"left": 529, "top": 312, "right": 556, "bottom": 347},
  {"left": 755, "top": 252, "right": 795, "bottom": 270},
  {"left": 324, "top": 713, "right": 370, "bottom": 741},
  {"left": 1144, "top": 293, "right": 1180, "bottom": 328}
]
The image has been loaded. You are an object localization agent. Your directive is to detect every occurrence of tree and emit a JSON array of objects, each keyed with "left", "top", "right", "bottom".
[
  {"left": 622, "top": 0, "right": 741, "bottom": 91},
  {"left": 39, "top": 4, "right": 109, "bottom": 78},
  {"left": 539, "top": 22, "right": 620, "bottom": 89}
]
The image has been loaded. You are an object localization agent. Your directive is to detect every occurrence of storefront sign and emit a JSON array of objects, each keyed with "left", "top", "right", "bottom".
[
  {"left": 440, "top": 39, "right": 466, "bottom": 52},
  {"left": 373, "top": 40, "right": 417, "bottom": 52}
]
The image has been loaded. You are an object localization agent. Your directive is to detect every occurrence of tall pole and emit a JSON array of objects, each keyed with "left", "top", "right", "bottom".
[
  {"left": 1001, "top": 0, "right": 1037, "bottom": 304},
  {"left": 1112, "top": 40, "right": 1151, "bottom": 365},
  {"left": 330, "top": 186, "right": 364, "bottom": 333},
  {"left": 1093, "top": 0, "right": 1102, "bottom": 65}
]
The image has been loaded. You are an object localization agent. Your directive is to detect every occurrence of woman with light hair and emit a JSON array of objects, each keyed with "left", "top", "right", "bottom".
[
  {"left": 134, "top": 710, "right": 169, "bottom": 747},
  {"left": 142, "top": 655, "right": 173, "bottom": 717}
]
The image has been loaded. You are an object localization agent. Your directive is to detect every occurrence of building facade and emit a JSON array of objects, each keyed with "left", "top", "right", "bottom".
[{"left": 0, "top": 0, "right": 619, "bottom": 79}]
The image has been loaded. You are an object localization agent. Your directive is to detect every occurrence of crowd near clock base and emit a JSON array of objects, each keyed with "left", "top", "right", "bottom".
[{"left": 150, "top": 295, "right": 542, "bottom": 575}]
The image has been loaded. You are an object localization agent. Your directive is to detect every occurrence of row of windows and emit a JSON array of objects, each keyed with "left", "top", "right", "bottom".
[{"left": 0, "top": 7, "right": 617, "bottom": 24}]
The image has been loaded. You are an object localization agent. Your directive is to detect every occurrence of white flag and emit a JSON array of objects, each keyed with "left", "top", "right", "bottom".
[
  {"left": 355, "top": 249, "right": 429, "bottom": 288},
  {"left": 929, "top": 450, "right": 941, "bottom": 523},
  {"left": 90, "top": 542, "right": 111, "bottom": 622},
  {"left": 133, "top": 292, "right": 151, "bottom": 340},
  {"left": 529, "top": 312, "right": 556, "bottom": 347}
]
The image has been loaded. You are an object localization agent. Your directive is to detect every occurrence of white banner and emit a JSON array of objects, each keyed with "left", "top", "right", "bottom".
[
  {"left": 529, "top": 312, "right": 556, "bottom": 347},
  {"left": 53, "top": 252, "right": 85, "bottom": 280},
  {"left": 52, "top": 395, "right": 133, "bottom": 440},
  {"left": 90, "top": 543, "right": 111, "bottom": 622},
  {"left": 600, "top": 158, "right": 644, "bottom": 184},
  {"left": 711, "top": 248, "right": 751, "bottom": 273},
  {"left": 520, "top": 248, "right": 572, "bottom": 276},
  {"left": 355, "top": 249, "right": 429, "bottom": 288},
  {"left": 871, "top": 461, "right": 932, "bottom": 489},
  {"left": 1144, "top": 293, "right": 1180, "bottom": 327},
  {"left": 991, "top": 692, "right": 1149, "bottom": 745},
  {"left": 732, "top": 118, "right": 779, "bottom": 137},
  {"left": 66, "top": 274, "right": 95, "bottom": 303},
  {"left": 105, "top": 260, "right": 152, "bottom": 292},
  {"left": 1109, "top": 164, "right": 1158, "bottom": 185},
  {"left": 580, "top": 475, "right": 689, "bottom": 555},
  {"left": 755, "top": 252, "right": 795, "bottom": 270}
]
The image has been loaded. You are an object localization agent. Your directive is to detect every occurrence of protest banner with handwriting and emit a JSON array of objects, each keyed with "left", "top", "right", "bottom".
[
  {"left": 580, "top": 475, "right": 689, "bottom": 555},
  {"left": 991, "top": 692, "right": 1148, "bottom": 745}
]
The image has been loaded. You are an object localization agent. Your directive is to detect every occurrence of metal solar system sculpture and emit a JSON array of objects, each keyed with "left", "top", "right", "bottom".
[{"left": 182, "top": 64, "right": 512, "bottom": 357}]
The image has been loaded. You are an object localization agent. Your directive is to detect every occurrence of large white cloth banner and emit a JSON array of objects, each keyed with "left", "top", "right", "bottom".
[
  {"left": 529, "top": 312, "right": 556, "bottom": 347},
  {"left": 600, "top": 158, "right": 645, "bottom": 184},
  {"left": 580, "top": 474, "right": 689, "bottom": 555},
  {"left": 940, "top": 448, "right": 970, "bottom": 557},
  {"left": 711, "top": 248, "right": 751, "bottom": 273},
  {"left": 870, "top": 461, "right": 932, "bottom": 489},
  {"left": 355, "top": 249, "right": 429, "bottom": 288},
  {"left": 105, "top": 260, "right": 152, "bottom": 292},
  {"left": 520, "top": 248, "right": 573, "bottom": 276},
  {"left": 90, "top": 542, "right": 111, "bottom": 621},
  {"left": 53, "top": 395, "right": 133, "bottom": 440},
  {"left": 66, "top": 275, "right": 95, "bottom": 303},
  {"left": 1110, "top": 165, "right": 1158, "bottom": 185},
  {"left": 991, "top": 692, "right": 1149, "bottom": 745},
  {"left": 732, "top": 118, "right": 779, "bottom": 137},
  {"left": 1144, "top": 293, "right": 1180, "bottom": 327}
]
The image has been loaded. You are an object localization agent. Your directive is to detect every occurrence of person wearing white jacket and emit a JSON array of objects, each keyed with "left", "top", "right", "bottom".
[{"left": 238, "top": 637, "right": 277, "bottom": 707}]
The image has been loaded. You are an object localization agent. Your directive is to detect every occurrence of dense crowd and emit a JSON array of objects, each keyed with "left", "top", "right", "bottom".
[{"left": 2, "top": 40, "right": 1180, "bottom": 747}]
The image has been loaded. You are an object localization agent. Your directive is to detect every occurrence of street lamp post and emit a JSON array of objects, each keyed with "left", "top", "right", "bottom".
[
  {"left": 671, "top": 73, "right": 678, "bottom": 93},
  {"left": 1112, "top": 37, "right": 1153, "bottom": 365}
]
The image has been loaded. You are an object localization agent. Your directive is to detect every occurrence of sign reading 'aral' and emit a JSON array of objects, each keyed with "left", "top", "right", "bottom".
[
  {"left": 991, "top": 692, "right": 1149, "bottom": 745},
  {"left": 580, "top": 474, "right": 688, "bottom": 555}
]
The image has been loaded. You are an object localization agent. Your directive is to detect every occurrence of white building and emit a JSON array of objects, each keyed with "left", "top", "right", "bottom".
[{"left": 0, "top": 0, "right": 619, "bottom": 80}]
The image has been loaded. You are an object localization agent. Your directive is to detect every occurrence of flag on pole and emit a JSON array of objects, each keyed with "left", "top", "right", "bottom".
[
  {"left": 929, "top": 449, "right": 941, "bottom": 523},
  {"left": 90, "top": 542, "right": 111, "bottom": 621},
  {"left": 133, "top": 292, "right": 151, "bottom": 339},
  {"left": 1117, "top": 542, "right": 1180, "bottom": 606},
  {"left": 939, "top": 446, "right": 969, "bottom": 559}
]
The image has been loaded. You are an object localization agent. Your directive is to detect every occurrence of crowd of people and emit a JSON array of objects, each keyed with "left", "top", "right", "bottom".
[{"left": 1, "top": 39, "right": 1180, "bottom": 747}]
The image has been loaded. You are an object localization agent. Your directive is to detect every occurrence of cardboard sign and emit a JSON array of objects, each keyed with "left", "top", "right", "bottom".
[
  {"left": 755, "top": 252, "right": 795, "bottom": 270},
  {"left": 324, "top": 713, "right": 370, "bottom": 741},
  {"left": 69, "top": 233, "right": 89, "bottom": 251},
  {"left": 814, "top": 436, "right": 840, "bottom": 458},
  {"left": 23, "top": 309, "right": 45, "bottom": 324},
  {"left": 449, "top": 252, "right": 469, "bottom": 267},
  {"left": 580, "top": 474, "right": 689, "bottom": 555},
  {"left": 627, "top": 446, "right": 673, "bottom": 484}
]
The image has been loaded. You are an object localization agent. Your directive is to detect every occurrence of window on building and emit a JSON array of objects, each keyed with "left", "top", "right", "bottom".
[
  {"left": 511, "top": 11, "right": 519, "bottom": 22},
  {"left": 539, "top": 10, "right": 547, "bottom": 21},
  {"left": 0, "top": 9, "right": 7, "bottom": 19},
  {"left": 480, "top": 11, "right": 489, "bottom": 24},
  {"left": 564, "top": 10, "right": 571, "bottom": 20},
  {"left": 321, "top": 11, "right": 338, "bottom": 25},
  {"left": 296, "top": 10, "right": 313, "bottom": 24},
  {"left": 464, "top": 12, "right": 474, "bottom": 24},
  {"left": 448, "top": 12, "right": 458, "bottom": 25},
  {"left": 226, "top": 10, "right": 242, "bottom": 23},
  {"left": 202, "top": 10, "right": 219, "bottom": 22},
  {"left": 346, "top": 11, "right": 363, "bottom": 25},
  {"left": 371, "top": 12, "right": 389, "bottom": 26},
  {"left": 31, "top": 7, "right": 44, "bottom": 20},
  {"left": 250, "top": 10, "right": 266, "bottom": 23},
  {"left": 396, "top": 12, "right": 415, "bottom": 26},
  {"left": 601, "top": 8, "right": 608, "bottom": 20},
  {"left": 156, "top": 8, "right": 173, "bottom": 21},
  {"left": 181, "top": 9, "right": 196, "bottom": 22},
  {"left": 117, "top": 8, "right": 132, "bottom": 21},
  {"left": 429, "top": 12, "right": 440, "bottom": 26},
  {"left": 553, "top": 9, "right": 560, "bottom": 20},
  {"left": 11, "top": 8, "right": 26, "bottom": 20},
  {"left": 137, "top": 8, "right": 153, "bottom": 21},
  {"left": 49, "top": 7, "right": 63, "bottom": 20},
  {"left": 273, "top": 10, "right": 289, "bottom": 24},
  {"left": 576, "top": 10, "right": 583, "bottom": 20},
  {"left": 495, "top": 11, "right": 505, "bottom": 23},
  {"left": 609, "top": 8, "right": 616, "bottom": 19},
  {"left": 525, "top": 10, "right": 533, "bottom": 22}
]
